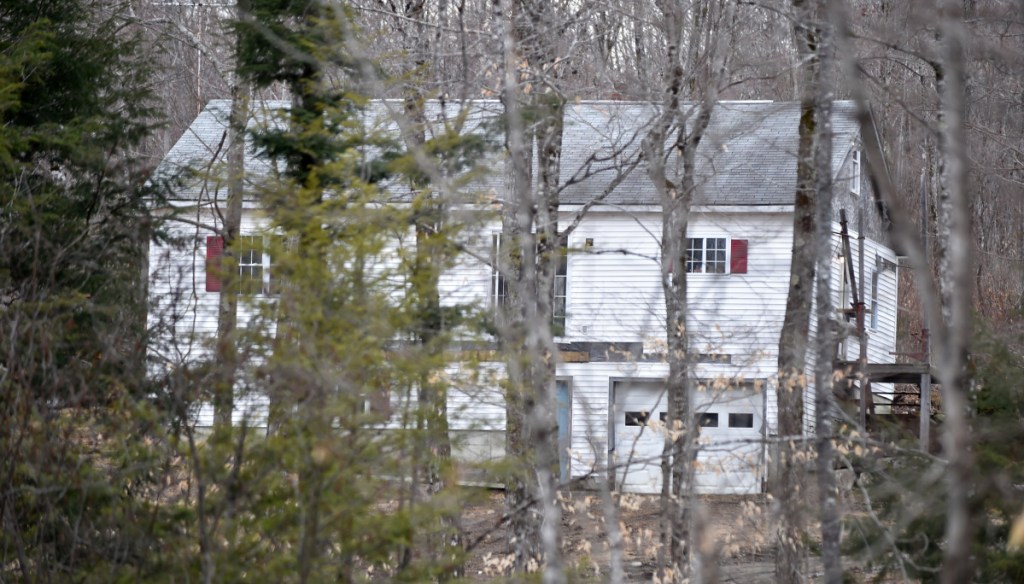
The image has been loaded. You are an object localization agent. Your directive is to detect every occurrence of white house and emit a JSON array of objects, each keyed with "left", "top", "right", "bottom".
[{"left": 146, "top": 99, "right": 898, "bottom": 495}]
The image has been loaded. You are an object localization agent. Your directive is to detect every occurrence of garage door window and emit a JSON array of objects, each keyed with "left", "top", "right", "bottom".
[
  {"left": 625, "top": 411, "right": 653, "bottom": 426},
  {"left": 699, "top": 413, "right": 719, "bottom": 427},
  {"left": 728, "top": 413, "right": 754, "bottom": 428}
]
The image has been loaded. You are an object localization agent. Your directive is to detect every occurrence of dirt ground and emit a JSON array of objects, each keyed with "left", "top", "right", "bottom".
[{"left": 459, "top": 489, "right": 885, "bottom": 583}]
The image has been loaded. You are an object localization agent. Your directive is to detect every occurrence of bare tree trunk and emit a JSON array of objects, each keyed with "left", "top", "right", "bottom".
[
  {"left": 641, "top": 17, "right": 694, "bottom": 574},
  {"left": 498, "top": 2, "right": 536, "bottom": 563},
  {"left": 773, "top": 2, "right": 820, "bottom": 580},
  {"left": 934, "top": 1, "right": 976, "bottom": 581},
  {"left": 496, "top": 1, "right": 567, "bottom": 579},
  {"left": 808, "top": 9, "right": 842, "bottom": 579},
  {"left": 644, "top": 2, "right": 732, "bottom": 581},
  {"left": 213, "top": 0, "right": 252, "bottom": 429},
  {"left": 830, "top": 4, "right": 978, "bottom": 577}
]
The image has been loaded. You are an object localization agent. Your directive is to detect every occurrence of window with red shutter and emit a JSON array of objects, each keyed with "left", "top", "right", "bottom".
[
  {"left": 730, "top": 239, "right": 748, "bottom": 274},
  {"left": 206, "top": 236, "right": 224, "bottom": 292}
]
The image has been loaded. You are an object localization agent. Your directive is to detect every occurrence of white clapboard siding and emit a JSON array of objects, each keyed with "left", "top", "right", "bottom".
[
  {"left": 562, "top": 210, "right": 793, "bottom": 371},
  {"left": 439, "top": 220, "right": 497, "bottom": 309},
  {"left": 801, "top": 225, "right": 899, "bottom": 432},
  {"left": 147, "top": 210, "right": 275, "bottom": 370},
  {"left": 835, "top": 235, "right": 899, "bottom": 402},
  {"left": 557, "top": 361, "right": 670, "bottom": 480},
  {"left": 148, "top": 207, "right": 900, "bottom": 462},
  {"left": 562, "top": 211, "right": 664, "bottom": 342},
  {"left": 445, "top": 362, "right": 507, "bottom": 431}
]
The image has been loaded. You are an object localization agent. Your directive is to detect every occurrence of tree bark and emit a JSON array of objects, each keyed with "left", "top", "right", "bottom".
[
  {"left": 773, "top": 2, "right": 819, "bottom": 580},
  {"left": 644, "top": 2, "right": 732, "bottom": 580},
  {"left": 934, "top": 2, "right": 976, "bottom": 581},
  {"left": 391, "top": 0, "right": 465, "bottom": 576},
  {"left": 497, "top": 2, "right": 566, "bottom": 580},
  {"left": 809, "top": 11, "right": 843, "bottom": 579},
  {"left": 213, "top": 0, "right": 252, "bottom": 429}
]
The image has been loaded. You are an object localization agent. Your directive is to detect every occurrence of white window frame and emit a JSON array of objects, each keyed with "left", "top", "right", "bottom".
[
  {"left": 850, "top": 150, "right": 861, "bottom": 196},
  {"left": 553, "top": 248, "right": 568, "bottom": 334},
  {"left": 237, "top": 235, "right": 272, "bottom": 296},
  {"left": 870, "top": 256, "right": 879, "bottom": 330},
  {"left": 685, "top": 237, "right": 728, "bottom": 274},
  {"left": 490, "top": 233, "right": 508, "bottom": 310}
]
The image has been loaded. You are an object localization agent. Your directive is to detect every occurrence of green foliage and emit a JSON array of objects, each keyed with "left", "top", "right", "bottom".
[
  {"left": 0, "top": 0, "right": 158, "bottom": 402},
  {"left": 0, "top": 0, "right": 170, "bottom": 579}
]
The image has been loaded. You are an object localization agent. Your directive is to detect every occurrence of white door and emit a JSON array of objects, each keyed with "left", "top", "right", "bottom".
[
  {"left": 612, "top": 381, "right": 668, "bottom": 494},
  {"left": 612, "top": 380, "right": 763, "bottom": 495}
]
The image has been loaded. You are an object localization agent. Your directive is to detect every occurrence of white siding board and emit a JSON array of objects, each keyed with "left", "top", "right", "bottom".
[{"left": 802, "top": 226, "right": 899, "bottom": 433}]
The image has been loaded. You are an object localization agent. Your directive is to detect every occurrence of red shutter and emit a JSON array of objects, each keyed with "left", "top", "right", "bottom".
[
  {"left": 206, "top": 236, "right": 224, "bottom": 292},
  {"left": 730, "top": 239, "right": 748, "bottom": 274}
]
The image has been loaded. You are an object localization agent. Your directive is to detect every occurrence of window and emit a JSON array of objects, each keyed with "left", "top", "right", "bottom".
[
  {"left": 728, "top": 413, "right": 754, "bottom": 428},
  {"left": 870, "top": 262, "right": 879, "bottom": 330},
  {"left": 553, "top": 249, "right": 568, "bottom": 333},
  {"left": 625, "top": 411, "right": 653, "bottom": 427},
  {"left": 205, "top": 235, "right": 273, "bottom": 295},
  {"left": 699, "top": 412, "right": 719, "bottom": 427},
  {"left": 491, "top": 234, "right": 508, "bottom": 310},
  {"left": 238, "top": 236, "right": 269, "bottom": 295},
  {"left": 686, "top": 237, "right": 726, "bottom": 273},
  {"left": 637, "top": 412, "right": 719, "bottom": 428},
  {"left": 850, "top": 150, "right": 861, "bottom": 196},
  {"left": 683, "top": 238, "right": 748, "bottom": 274},
  {"left": 491, "top": 233, "right": 568, "bottom": 332}
]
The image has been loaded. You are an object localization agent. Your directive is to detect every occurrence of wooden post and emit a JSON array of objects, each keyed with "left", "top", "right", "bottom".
[{"left": 919, "top": 171, "right": 932, "bottom": 452}]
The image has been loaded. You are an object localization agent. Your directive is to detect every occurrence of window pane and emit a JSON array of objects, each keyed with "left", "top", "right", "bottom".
[
  {"left": 699, "top": 413, "right": 719, "bottom": 427},
  {"left": 728, "top": 413, "right": 754, "bottom": 428},
  {"left": 686, "top": 238, "right": 703, "bottom": 273},
  {"left": 625, "top": 411, "right": 651, "bottom": 427},
  {"left": 553, "top": 298, "right": 566, "bottom": 322},
  {"left": 240, "top": 266, "right": 263, "bottom": 295},
  {"left": 491, "top": 233, "right": 507, "bottom": 309},
  {"left": 237, "top": 236, "right": 268, "bottom": 295},
  {"left": 707, "top": 238, "right": 726, "bottom": 273}
]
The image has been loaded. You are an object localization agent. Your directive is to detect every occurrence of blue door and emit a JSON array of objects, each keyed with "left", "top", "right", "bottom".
[{"left": 556, "top": 380, "right": 571, "bottom": 483}]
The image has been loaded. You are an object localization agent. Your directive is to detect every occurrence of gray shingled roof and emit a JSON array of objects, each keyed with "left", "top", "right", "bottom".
[{"left": 155, "top": 99, "right": 859, "bottom": 206}]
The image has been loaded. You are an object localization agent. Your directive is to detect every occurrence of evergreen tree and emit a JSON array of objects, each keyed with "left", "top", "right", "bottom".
[{"left": 0, "top": 0, "right": 175, "bottom": 579}]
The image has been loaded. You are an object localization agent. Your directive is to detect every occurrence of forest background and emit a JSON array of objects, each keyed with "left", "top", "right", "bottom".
[{"left": 1, "top": 0, "right": 1023, "bottom": 582}]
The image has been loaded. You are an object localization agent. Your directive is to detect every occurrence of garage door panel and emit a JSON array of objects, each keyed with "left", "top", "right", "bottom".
[{"left": 613, "top": 382, "right": 667, "bottom": 494}]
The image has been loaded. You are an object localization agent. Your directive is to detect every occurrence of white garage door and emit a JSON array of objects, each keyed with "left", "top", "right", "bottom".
[{"left": 612, "top": 380, "right": 764, "bottom": 495}]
